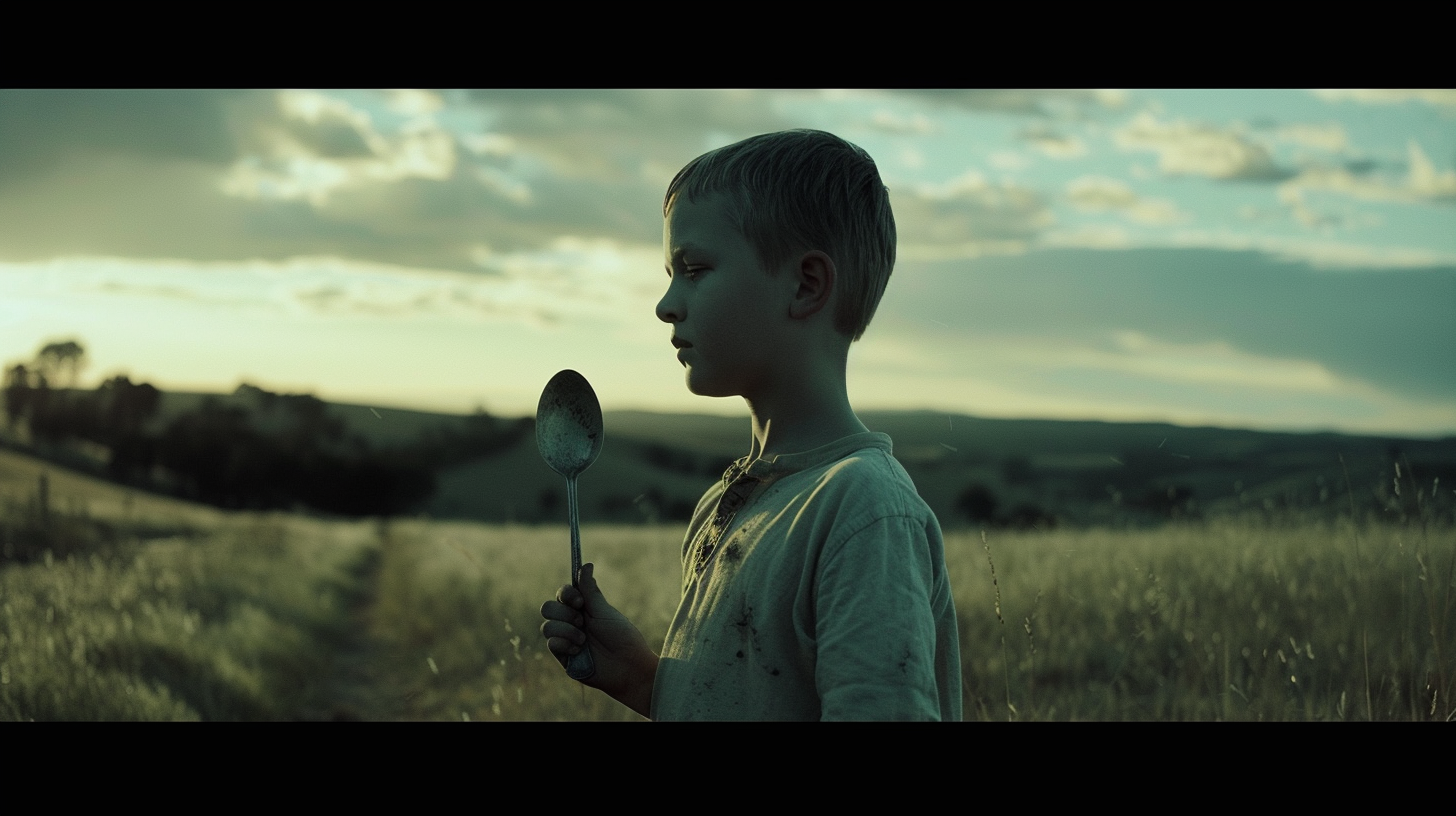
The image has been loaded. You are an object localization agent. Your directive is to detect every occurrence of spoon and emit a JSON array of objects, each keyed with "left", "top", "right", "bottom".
[{"left": 535, "top": 369, "right": 604, "bottom": 681}]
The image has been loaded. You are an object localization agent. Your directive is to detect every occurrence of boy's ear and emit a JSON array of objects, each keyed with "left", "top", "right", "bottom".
[{"left": 788, "top": 250, "right": 835, "bottom": 321}]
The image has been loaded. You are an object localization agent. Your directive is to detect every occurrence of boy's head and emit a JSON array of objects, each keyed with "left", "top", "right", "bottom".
[{"left": 663, "top": 130, "right": 896, "bottom": 342}]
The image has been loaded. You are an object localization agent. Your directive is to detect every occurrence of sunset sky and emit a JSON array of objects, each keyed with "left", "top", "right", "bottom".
[{"left": 1, "top": 89, "right": 1452, "bottom": 436}]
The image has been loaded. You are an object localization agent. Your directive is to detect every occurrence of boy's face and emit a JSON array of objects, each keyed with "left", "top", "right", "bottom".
[{"left": 658, "top": 194, "right": 794, "bottom": 400}]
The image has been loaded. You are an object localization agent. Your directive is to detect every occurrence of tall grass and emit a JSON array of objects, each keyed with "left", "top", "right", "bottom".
[
  {"left": 0, "top": 509, "right": 376, "bottom": 721},
  {"left": 961, "top": 519, "right": 1453, "bottom": 720},
  {"left": 358, "top": 521, "right": 682, "bottom": 721},
  {"left": 3, "top": 460, "right": 1450, "bottom": 720},
  {"left": 359, "top": 515, "right": 1451, "bottom": 721}
]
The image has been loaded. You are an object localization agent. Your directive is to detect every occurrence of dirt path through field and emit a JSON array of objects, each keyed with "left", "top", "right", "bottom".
[{"left": 310, "top": 546, "right": 420, "bottom": 721}]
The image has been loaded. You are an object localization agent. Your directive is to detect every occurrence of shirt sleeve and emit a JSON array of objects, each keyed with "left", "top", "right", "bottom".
[{"left": 812, "top": 513, "right": 946, "bottom": 721}]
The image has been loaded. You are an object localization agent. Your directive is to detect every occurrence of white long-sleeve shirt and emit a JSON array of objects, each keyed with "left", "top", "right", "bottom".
[{"left": 651, "top": 432, "right": 963, "bottom": 721}]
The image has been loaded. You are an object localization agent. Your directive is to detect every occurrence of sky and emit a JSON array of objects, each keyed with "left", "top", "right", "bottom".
[{"left": 1, "top": 89, "right": 1453, "bottom": 437}]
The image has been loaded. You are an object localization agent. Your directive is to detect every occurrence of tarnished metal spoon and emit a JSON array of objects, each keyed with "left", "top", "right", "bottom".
[{"left": 535, "top": 369, "right": 603, "bottom": 681}]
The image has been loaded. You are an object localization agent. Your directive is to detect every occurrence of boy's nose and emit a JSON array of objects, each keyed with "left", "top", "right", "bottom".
[{"left": 656, "top": 287, "right": 683, "bottom": 324}]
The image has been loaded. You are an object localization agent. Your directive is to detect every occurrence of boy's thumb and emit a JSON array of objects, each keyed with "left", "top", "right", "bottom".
[
  {"left": 579, "top": 563, "right": 604, "bottom": 601},
  {"left": 578, "top": 562, "right": 621, "bottom": 617}
]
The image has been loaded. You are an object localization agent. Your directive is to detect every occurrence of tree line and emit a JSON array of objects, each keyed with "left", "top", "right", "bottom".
[{"left": 2, "top": 340, "right": 528, "bottom": 517}]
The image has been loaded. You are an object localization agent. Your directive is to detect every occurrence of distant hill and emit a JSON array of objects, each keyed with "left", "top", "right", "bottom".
[
  {"left": 8, "top": 389, "right": 1453, "bottom": 528},
  {"left": 152, "top": 390, "right": 467, "bottom": 451},
  {"left": 394, "top": 405, "right": 1456, "bottom": 529}
]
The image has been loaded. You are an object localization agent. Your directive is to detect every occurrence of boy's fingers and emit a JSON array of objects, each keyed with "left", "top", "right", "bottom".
[
  {"left": 544, "top": 637, "right": 580, "bottom": 661},
  {"left": 554, "top": 583, "right": 583, "bottom": 608},
  {"left": 540, "top": 619, "right": 586, "bottom": 646},
  {"left": 540, "top": 600, "right": 583, "bottom": 629}
]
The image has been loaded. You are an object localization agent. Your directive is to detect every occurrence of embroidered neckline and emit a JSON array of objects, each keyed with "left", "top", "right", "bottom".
[
  {"left": 692, "top": 463, "right": 761, "bottom": 574},
  {"left": 689, "top": 432, "right": 894, "bottom": 575}
]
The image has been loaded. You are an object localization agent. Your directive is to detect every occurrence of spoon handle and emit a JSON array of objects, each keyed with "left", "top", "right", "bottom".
[
  {"left": 565, "top": 476, "right": 596, "bottom": 681},
  {"left": 568, "top": 476, "right": 582, "bottom": 586}
]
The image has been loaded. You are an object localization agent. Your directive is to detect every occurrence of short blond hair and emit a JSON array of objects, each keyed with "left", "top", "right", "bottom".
[{"left": 664, "top": 130, "right": 896, "bottom": 341}]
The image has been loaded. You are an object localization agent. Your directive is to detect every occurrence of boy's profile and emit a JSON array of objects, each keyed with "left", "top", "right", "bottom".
[{"left": 539, "top": 129, "right": 962, "bottom": 720}]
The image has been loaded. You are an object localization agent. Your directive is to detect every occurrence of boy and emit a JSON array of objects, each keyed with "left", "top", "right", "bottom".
[{"left": 540, "top": 129, "right": 962, "bottom": 720}]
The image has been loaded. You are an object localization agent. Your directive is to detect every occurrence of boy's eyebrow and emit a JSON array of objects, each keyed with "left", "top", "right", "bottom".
[
  {"left": 664, "top": 243, "right": 703, "bottom": 273},
  {"left": 666, "top": 243, "right": 701, "bottom": 261}
]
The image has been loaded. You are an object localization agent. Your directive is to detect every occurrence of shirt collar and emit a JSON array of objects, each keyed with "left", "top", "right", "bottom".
[{"left": 730, "top": 432, "right": 893, "bottom": 482}]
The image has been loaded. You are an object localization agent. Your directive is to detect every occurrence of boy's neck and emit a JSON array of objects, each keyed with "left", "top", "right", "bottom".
[{"left": 744, "top": 357, "right": 870, "bottom": 462}]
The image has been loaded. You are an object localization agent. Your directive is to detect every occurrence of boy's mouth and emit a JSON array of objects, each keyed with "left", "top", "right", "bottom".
[{"left": 671, "top": 336, "right": 692, "bottom": 349}]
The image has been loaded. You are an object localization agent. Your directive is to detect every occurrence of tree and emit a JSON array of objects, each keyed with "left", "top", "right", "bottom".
[
  {"left": 98, "top": 376, "right": 162, "bottom": 481},
  {"left": 99, "top": 375, "right": 161, "bottom": 438},
  {"left": 956, "top": 483, "right": 1000, "bottom": 524},
  {"left": 3, "top": 363, "right": 32, "bottom": 428},
  {"left": 35, "top": 340, "right": 86, "bottom": 388}
]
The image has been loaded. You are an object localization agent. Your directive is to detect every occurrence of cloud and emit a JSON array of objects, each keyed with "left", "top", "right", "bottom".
[
  {"left": 897, "top": 89, "right": 1127, "bottom": 118},
  {"left": 266, "top": 237, "right": 661, "bottom": 328},
  {"left": 864, "top": 327, "right": 1345, "bottom": 394},
  {"left": 1114, "top": 112, "right": 1292, "bottom": 181},
  {"left": 1314, "top": 89, "right": 1456, "bottom": 112},
  {"left": 276, "top": 90, "right": 378, "bottom": 159},
  {"left": 1065, "top": 176, "right": 1187, "bottom": 225},
  {"left": 892, "top": 172, "right": 1053, "bottom": 260},
  {"left": 1406, "top": 141, "right": 1456, "bottom": 199},
  {"left": 897, "top": 147, "right": 926, "bottom": 171},
  {"left": 384, "top": 89, "right": 446, "bottom": 117},
  {"left": 0, "top": 90, "right": 1141, "bottom": 282},
  {"left": 9, "top": 249, "right": 658, "bottom": 331},
  {"left": 1017, "top": 125, "right": 1088, "bottom": 158},
  {"left": 855, "top": 323, "right": 1456, "bottom": 434},
  {"left": 1097, "top": 330, "right": 1341, "bottom": 392},
  {"left": 1039, "top": 223, "right": 1134, "bottom": 250},
  {"left": 286, "top": 277, "right": 565, "bottom": 324},
  {"left": 1065, "top": 177, "right": 1138, "bottom": 209},
  {"left": 1276, "top": 186, "right": 1346, "bottom": 231},
  {"left": 221, "top": 91, "right": 457, "bottom": 207},
  {"left": 868, "top": 110, "right": 937, "bottom": 135},
  {"left": 0, "top": 90, "right": 682, "bottom": 273},
  {"left": 1172, "top": 229, "right": 1456, "bottom": 269},
  {"left": 0, "top": 89, "right": 249, "bottom": 189},
  {"left": 1273, "top": 122, "right": 1349, "bottom": 154},
  {"left": 466, "top": 89, "right": 790, "bottom": 182},
  {"left": 91, "top": 280, "right": 206, "bottom": 303},
  {"left": 0, "top": 91, "right": 404, "bottom": 265},
  {"left": 883, "top": 247, "right": 1456, "bottom": 406},
  {"left": 988, "top": 151, "right": 1031, "bottom": 171},
  {"left": 1280, "top": 140, "right": 1456, "bottom": 206},
  {"left": 1047, "top": 219, "right": 1456, "bottom": 269}
]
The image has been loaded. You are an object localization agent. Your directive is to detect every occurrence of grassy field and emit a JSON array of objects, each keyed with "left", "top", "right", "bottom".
[
  {"left": 2, "top": 447, "right": 1452, "bottom": 720},
  {"left": 958, "top": 520, "right": 1452, "bottom": 720}
]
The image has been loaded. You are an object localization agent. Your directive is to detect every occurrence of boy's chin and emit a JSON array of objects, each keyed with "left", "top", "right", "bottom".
[{"left": 683, "top": 369, "right": 737, "bottom": 399}]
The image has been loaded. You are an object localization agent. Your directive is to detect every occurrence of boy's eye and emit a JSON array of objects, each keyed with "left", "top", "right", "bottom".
[{"left": 666, "top": 259, "right": 709, "bottom": 281}]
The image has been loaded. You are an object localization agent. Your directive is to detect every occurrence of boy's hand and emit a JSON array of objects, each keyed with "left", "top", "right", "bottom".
[{"left": 540, "top": 563, "right": 659, "bottom": 718}]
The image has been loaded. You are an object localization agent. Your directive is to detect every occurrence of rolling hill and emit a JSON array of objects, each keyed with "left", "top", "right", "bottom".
[{"left": 7, "top": 388, "right": 1454, "bottom": 528}]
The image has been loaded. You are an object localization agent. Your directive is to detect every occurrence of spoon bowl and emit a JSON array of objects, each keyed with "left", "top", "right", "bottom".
[
  {"left": 536, "top": 369, "right": 603, "bottom": 681},
  {"left": 536, "top": 369, "right": 603, "bottom": 480}
]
